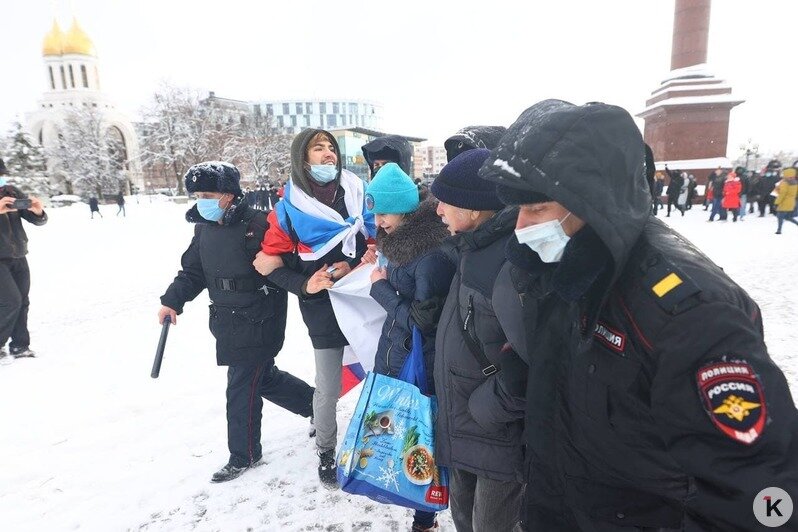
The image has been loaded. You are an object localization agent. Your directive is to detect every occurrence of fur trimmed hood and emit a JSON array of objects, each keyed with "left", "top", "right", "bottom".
[{"left": 378, "top": 199, "right": 449, "bottom": 267}]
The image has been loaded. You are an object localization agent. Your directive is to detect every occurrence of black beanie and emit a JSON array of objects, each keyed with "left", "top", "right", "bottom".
[
  {"left": 184, "top": 161, "right": 242, "bottom": 195},
  {"left": 0, "top": 158, "right": 7, "bottom": 176},
  {"left": 431, "top": 149, "right": 504, "bottom": 211},
  {"left": 495, "top": 184, "right": 551, "bottom": 206}
]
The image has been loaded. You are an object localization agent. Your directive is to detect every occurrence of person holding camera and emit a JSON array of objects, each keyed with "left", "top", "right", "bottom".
[{"left": 0, "top": 158, "right": 47, "bottom": 360}]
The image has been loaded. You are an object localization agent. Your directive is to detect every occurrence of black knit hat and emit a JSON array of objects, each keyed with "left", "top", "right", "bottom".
[
  {"left": 431, "top": 149, "right": 504, "bottom": 211},
  {"left": 0, "top": 158, "right": 7, "bottom": 176},
  {"left": 495, "top": 184, "right": 551, "bottom": 206},
  {"left": 184, "top": 161, "right": 242, "bottom": 195}
]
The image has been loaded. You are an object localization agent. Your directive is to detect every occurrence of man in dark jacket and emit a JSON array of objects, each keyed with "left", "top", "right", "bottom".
[
  {"left": 361, "top": 134, "right": 413, "bottom": 178},
  {"left": 253, "top": 129, "right": 373, "bottom": 489},
  {"left": 159, "top": 161, "right": 314, "bottom": 483},
  {"left": 430, "top": 149, "right": 526, "bottom": 531},
  {"left": 480, "top": 99, "right": 798, "bottom": 531},
  {"left": 665, "top": 167, "right": 685, "bottom": 217},
  {"left": 0, "top": 158, "right": 47, "bottom": 359},
  {"left": 444, "top": 125, "right": 507, "bottom": 162}
]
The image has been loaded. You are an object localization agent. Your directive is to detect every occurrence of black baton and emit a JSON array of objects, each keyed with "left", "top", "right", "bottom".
[{"left": 151, "top": 315, "right": 171, "bottom": 378}]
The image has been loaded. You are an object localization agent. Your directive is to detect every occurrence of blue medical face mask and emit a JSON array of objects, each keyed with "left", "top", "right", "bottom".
[
  {"left": 309, "top": 164, "right": 338, "bottom": 184},
  {"left": 0, "top": 177, "right": 7, "bottom": 187},
  {"left": 197, "top": 198, "right": 225, "bottom": 222}
]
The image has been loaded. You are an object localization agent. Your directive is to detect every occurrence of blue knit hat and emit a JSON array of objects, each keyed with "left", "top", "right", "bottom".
[
  {"left": 365, "top": 163, "right": 420, "bottom": 214},
  {"left": 431, "top": 148, "right": 503, "bottom": 211}
]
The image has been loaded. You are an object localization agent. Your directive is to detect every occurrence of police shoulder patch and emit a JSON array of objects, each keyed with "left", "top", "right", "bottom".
[{"left": 696, "top": 359, "right": 766, "bottom": 445}]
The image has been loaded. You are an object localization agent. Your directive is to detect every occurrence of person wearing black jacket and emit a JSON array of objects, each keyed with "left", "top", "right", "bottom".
[
  {"left": 444, "top": 125, "right": 507, "bottom": 162},
  {"left": 480, "top": 99, "right": 798, "bottom": 531},
  {"left": 430, "top": 149, "right": 526, "bottom": 532},
  {"left": 0, "top": 159, "right": 47, "bottom": 359},
  {"left": 361, "top": 134, "right": 413, "bottom": 178},
  {"left": 159, "top": 161, "right": 314, "bottom": 483},
  {"left": 252, "top": 129, "right": 372, "bottom": 489},
  {"left": 665, "top": 168, "right": 685, "bottom": 217}
]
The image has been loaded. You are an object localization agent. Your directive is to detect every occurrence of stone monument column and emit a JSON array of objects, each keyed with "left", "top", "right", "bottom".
[{"left": 638, "top": 0, "right": 743, "bottom": 183}]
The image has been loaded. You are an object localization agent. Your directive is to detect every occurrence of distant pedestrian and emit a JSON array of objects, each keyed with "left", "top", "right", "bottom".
[
  {"left": 722, "top": 171, "right": 742, "bottom": 222},
  {"left": 774, "top": 166, "right": 798, "bottom": 234},
  {"left": 89, "top": 197, "right": 102, "bottom": 219},
  {"left": 116, "top": 193, "right": 126, "bottom": 217}
]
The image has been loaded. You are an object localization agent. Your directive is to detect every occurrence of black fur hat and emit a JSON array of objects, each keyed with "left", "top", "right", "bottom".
[{"left": 184, "top": 161, "right": 242, "bottom": 195}]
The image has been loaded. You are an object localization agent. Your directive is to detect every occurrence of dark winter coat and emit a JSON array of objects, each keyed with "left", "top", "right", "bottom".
[
  {"left": 263, "top": 129, "right": 367, "bottom": 349},
  {"left": 88, "top": 197, "right": 100, "bottom": 212},
  {"left": 0, "top": 184, "right": 47, "bottom": 260},
  {"left": 433, "top": 207, "right": 527, "bottom": 482},
  {"left": 370, "top": 199, "right": 455, "bottom": 389},
  {"left": 666, "top": 170, "right": 683, "bottom": 201},
  {"left": 480, "top": 100, "right": 798, "bottom": 531},
  {"left": 116, "top": 194, "right": 125, "bottom": 206},
  {"left": 444, "top": 126, "right": 507, "bottom": 162},
  {"left": 160, "top": 200, "right": 287, "bottom": 366},
  {"left": 361, "top": 135, "right": 413, "bottom": 176},
  {"left": 711, "top": 173, "right": 726, "bottom": 198}
]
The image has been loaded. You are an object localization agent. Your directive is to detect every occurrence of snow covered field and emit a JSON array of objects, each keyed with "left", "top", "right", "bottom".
[{"left": 0, "top": 200, "right": 795, "bottom": 531}]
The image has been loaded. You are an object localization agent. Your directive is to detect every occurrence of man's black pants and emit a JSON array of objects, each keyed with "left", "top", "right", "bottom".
[
  {"left": 227, "top": 359, "right": 314, "bottom": 467},
  {"left": 0, "top": 258, "right": 31, "bottom": 349}
]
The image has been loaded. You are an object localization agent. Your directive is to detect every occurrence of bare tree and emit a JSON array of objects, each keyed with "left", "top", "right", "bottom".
[
  {"left": 233, "top": 118, "right": 292, "bottom": 183},
  {"left": 139, "top": 84, "right": 244, "bottom": 195}
]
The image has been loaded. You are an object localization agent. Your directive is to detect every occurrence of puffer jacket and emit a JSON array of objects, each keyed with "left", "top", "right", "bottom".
[
  {"left": 433, "top": 207, "right": 526, "bottom": 482},
  {"left": 370, "top": 199, "right": 455, "bottom": 390}
]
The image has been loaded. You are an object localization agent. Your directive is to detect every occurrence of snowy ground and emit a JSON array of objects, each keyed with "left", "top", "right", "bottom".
[{"left": 0, "top": 200, "right": 795, "bottom": 532}]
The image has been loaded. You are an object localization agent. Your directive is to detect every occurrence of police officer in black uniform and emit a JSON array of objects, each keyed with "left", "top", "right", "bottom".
[
  {"left": 479, "top": 100, "right": 798, "bottom": 531},
  {"left": 159, "top": 161, "right": 314, "bottom": 483}
]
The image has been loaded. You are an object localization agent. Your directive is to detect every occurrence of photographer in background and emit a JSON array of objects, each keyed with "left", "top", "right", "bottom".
[{"left": 0, "top": 158, "right": 47, "bottom": 360}]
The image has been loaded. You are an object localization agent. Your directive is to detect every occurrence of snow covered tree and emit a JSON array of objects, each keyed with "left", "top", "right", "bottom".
[
  {"left": 139, "top": 84, "right": 242, "bottom": 195},
  {"left": 45, "top": 105, "right": 127, "bottom": 198},
  {"left": 232, "top": 118, "right": 292, "bottom": 184},
  {"left": 1, "top": 121, "right": 57, "bottom": 197}
]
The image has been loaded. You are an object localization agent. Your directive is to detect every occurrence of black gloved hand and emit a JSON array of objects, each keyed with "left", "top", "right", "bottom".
[{"left": 411, "top": 296, "right": 446, "bottom": 334}]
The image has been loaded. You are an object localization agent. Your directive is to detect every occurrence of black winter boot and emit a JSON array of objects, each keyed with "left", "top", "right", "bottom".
[{"left": 317, "top": 449, "right": 338, "bottom": 490}]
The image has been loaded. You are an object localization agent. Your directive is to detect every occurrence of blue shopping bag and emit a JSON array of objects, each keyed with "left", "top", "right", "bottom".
[{"left": 336, "top": 327, "right": 449, "bottom": 511}]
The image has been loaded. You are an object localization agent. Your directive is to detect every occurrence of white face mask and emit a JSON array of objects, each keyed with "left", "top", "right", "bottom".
[{"left": 514, "top": 213, "right": 571, "bottom": 263}]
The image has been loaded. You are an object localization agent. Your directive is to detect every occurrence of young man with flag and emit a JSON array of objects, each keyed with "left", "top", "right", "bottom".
[{"left": 252, "top": 129, "right": 375, "bottom": 489}]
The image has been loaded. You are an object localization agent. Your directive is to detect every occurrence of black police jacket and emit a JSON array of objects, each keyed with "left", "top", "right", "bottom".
[
  {"left": 479, "top": 100, "right": 798, "bottom": 531},
  {"left": 160, "top": 200, "right": 286, "bottom": 366}
]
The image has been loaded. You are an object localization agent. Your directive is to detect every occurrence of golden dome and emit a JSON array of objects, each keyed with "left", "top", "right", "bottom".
[
  {"left": 42, "top": 19, "right": 65, "bottom": 56},
  {"left": 62, "top": 18, "right": 95, "bottom": 56}
]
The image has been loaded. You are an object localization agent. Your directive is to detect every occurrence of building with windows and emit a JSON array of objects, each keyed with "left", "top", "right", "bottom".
[
  {"left": 25, "top": 18, "right": 143, "bottom": 193},
  {"left": 412, "top": 144, "right": 447, "bottom": 183},
  {"left": 255, "top": 99, "right": 382, "bottom": 135}
]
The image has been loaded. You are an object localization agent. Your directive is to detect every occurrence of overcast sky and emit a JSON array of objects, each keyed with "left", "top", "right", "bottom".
[{"left": 2, "top": 0, "right": 796, "bottom": 157}]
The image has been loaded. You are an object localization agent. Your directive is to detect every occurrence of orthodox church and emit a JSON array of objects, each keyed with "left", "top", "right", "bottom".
[{"left": 25, "top": 17, "right": 143, "bottom": 192}]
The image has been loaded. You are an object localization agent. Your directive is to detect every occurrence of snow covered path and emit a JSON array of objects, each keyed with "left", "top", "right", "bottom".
[{"left": 0, "top": 200, "right": 795, "bottom": 531}]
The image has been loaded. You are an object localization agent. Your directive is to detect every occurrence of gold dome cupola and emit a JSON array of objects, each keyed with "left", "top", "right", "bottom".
[
  {"left": 62, "top": 18, "right": 96, "bottom": 56},
  {"left": 42, "top": 19, "right": 65, "bottom": 56}
]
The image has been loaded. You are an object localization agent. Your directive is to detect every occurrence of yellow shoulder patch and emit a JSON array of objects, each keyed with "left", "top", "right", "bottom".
[{"left": 652, "top": 272, "right": 683, "bottom": 297}]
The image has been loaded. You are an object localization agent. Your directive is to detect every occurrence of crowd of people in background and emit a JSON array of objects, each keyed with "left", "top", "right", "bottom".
[{"left": 651, "top": 158, "right": 798, "bottom": 234}]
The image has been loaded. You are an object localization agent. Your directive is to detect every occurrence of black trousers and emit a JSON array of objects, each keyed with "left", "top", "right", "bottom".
[
  {"left": 227, "top": 360, "right": 314, "bottom": 467},
  {"left": 0, "top": 257, "right": 31, "bottom": 349}
]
